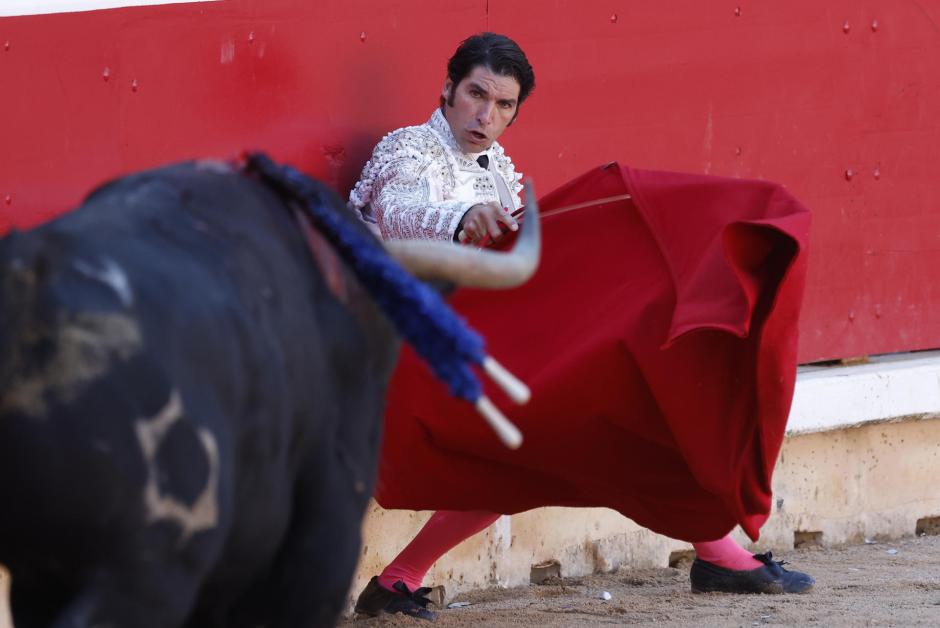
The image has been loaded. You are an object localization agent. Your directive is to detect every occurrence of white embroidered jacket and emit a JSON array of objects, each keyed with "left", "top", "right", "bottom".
[{"left": 348, "top": 109, "right": 524, "bottom": 241}]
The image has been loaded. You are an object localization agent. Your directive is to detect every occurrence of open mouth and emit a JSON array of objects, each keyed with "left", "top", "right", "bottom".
[{"left": 468, "top": 130, "right": 487, "bottom": 143}]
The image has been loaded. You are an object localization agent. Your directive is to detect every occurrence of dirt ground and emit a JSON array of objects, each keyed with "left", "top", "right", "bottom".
[
  {"left": 342, "top": 534, "right": 940, "bottom": 627},
  {"left": 2, "top": 536, "right": 937, "bottom": 626}
]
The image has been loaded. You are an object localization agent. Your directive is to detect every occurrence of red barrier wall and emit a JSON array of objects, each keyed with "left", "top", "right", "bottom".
[{"left": 2, "top": 0, "right": 939, "bottom": 363}]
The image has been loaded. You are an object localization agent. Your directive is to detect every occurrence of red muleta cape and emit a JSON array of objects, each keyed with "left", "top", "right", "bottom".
[{"left": 376, "top": 163, "right": 810, "bottom": 543}]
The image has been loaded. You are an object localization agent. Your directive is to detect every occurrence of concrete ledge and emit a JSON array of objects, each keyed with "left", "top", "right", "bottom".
[{"left": 789, "top": 351, "right": 940, "bottom": 433}]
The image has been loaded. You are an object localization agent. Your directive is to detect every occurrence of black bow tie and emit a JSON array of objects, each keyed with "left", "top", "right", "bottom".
[{"left": 476, "top": 154, "right": 489, "bottom": 170}]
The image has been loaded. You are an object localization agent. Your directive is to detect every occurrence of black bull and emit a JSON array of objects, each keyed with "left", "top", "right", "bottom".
[{"left": 0, "top": 160, "right": 538, "bottom": 627}]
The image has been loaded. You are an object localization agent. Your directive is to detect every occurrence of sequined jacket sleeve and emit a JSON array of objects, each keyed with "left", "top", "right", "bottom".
[{"left": 348, "top": 126, "right": 475, "bottom": 241}]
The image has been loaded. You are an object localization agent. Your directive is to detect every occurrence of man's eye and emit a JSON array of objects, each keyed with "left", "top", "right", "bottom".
[{"left": 470, "top": 90, "right": 482, "bottom": 97}]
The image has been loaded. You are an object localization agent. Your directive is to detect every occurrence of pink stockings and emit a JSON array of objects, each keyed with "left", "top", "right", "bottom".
[
  {"left": 691, "top": 535, "right": 762, "bottom": 571},
  {"left": 378, "top": 510, "right": 762, "bottom": 592},
  {"left": 378, "top": 511, "right": 501, "bottom": 591}
]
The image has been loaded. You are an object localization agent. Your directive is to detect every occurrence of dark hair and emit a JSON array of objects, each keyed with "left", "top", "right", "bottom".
[{"left": 440, "top": 33, "right": 536, "bottom": 115}]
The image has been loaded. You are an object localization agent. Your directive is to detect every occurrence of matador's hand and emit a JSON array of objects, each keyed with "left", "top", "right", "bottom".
[{"left": 457, "top": 202, "right": 518, "bottom": 245}]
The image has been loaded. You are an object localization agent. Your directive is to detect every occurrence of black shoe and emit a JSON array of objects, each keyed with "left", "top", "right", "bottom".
[
  {"left": 354, "top": 576, "right": 437, "bottom": 621},
  {"left": 690, "top": 551, "right": 815, "bottom": 594}
]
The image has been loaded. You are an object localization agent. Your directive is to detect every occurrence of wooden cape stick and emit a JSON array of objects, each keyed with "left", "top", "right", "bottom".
[{"left": 458, "top": 193, "right": 632, "bottom": 244}]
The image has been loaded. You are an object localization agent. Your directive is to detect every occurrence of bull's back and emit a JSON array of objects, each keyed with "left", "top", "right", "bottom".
[{"left": 0, "top": 162, "right": 397, "bottom": 618}]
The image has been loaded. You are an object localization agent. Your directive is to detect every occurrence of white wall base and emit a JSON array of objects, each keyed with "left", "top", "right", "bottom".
[{"left": 789, "top": 351, "right": 940, "bottom": 433}]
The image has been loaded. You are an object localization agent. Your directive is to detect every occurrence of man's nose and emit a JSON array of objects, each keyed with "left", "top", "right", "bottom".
[{"left": 477, "top": 101, "right": 495, "bottom": 126}]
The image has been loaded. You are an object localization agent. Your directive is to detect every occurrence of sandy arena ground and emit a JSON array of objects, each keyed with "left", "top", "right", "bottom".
[
  {"left": 2, "top": 535, "right": 937, "bottom": 626},
  {"left": 342, "top": 535, "right": 940, "bottom": 627}
]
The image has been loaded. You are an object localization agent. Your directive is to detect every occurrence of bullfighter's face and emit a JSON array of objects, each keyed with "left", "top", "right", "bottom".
[{"left": 442, "top": 65, "right": 520, "bottom": 154}]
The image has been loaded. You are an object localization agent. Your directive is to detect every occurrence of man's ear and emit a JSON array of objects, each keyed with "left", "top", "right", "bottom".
[{"left": 441, "top": 78, "right": 453, "bottom": 103}]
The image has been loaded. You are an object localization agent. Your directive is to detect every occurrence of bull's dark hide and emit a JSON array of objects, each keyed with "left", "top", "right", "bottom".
[{"left": 0, "top": 161, "right": 398, "bottom": 627}]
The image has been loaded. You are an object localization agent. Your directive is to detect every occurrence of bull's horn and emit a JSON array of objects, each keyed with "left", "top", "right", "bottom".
[{"left": 384, "top": 181, "right": 541, "bottom": 289}]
